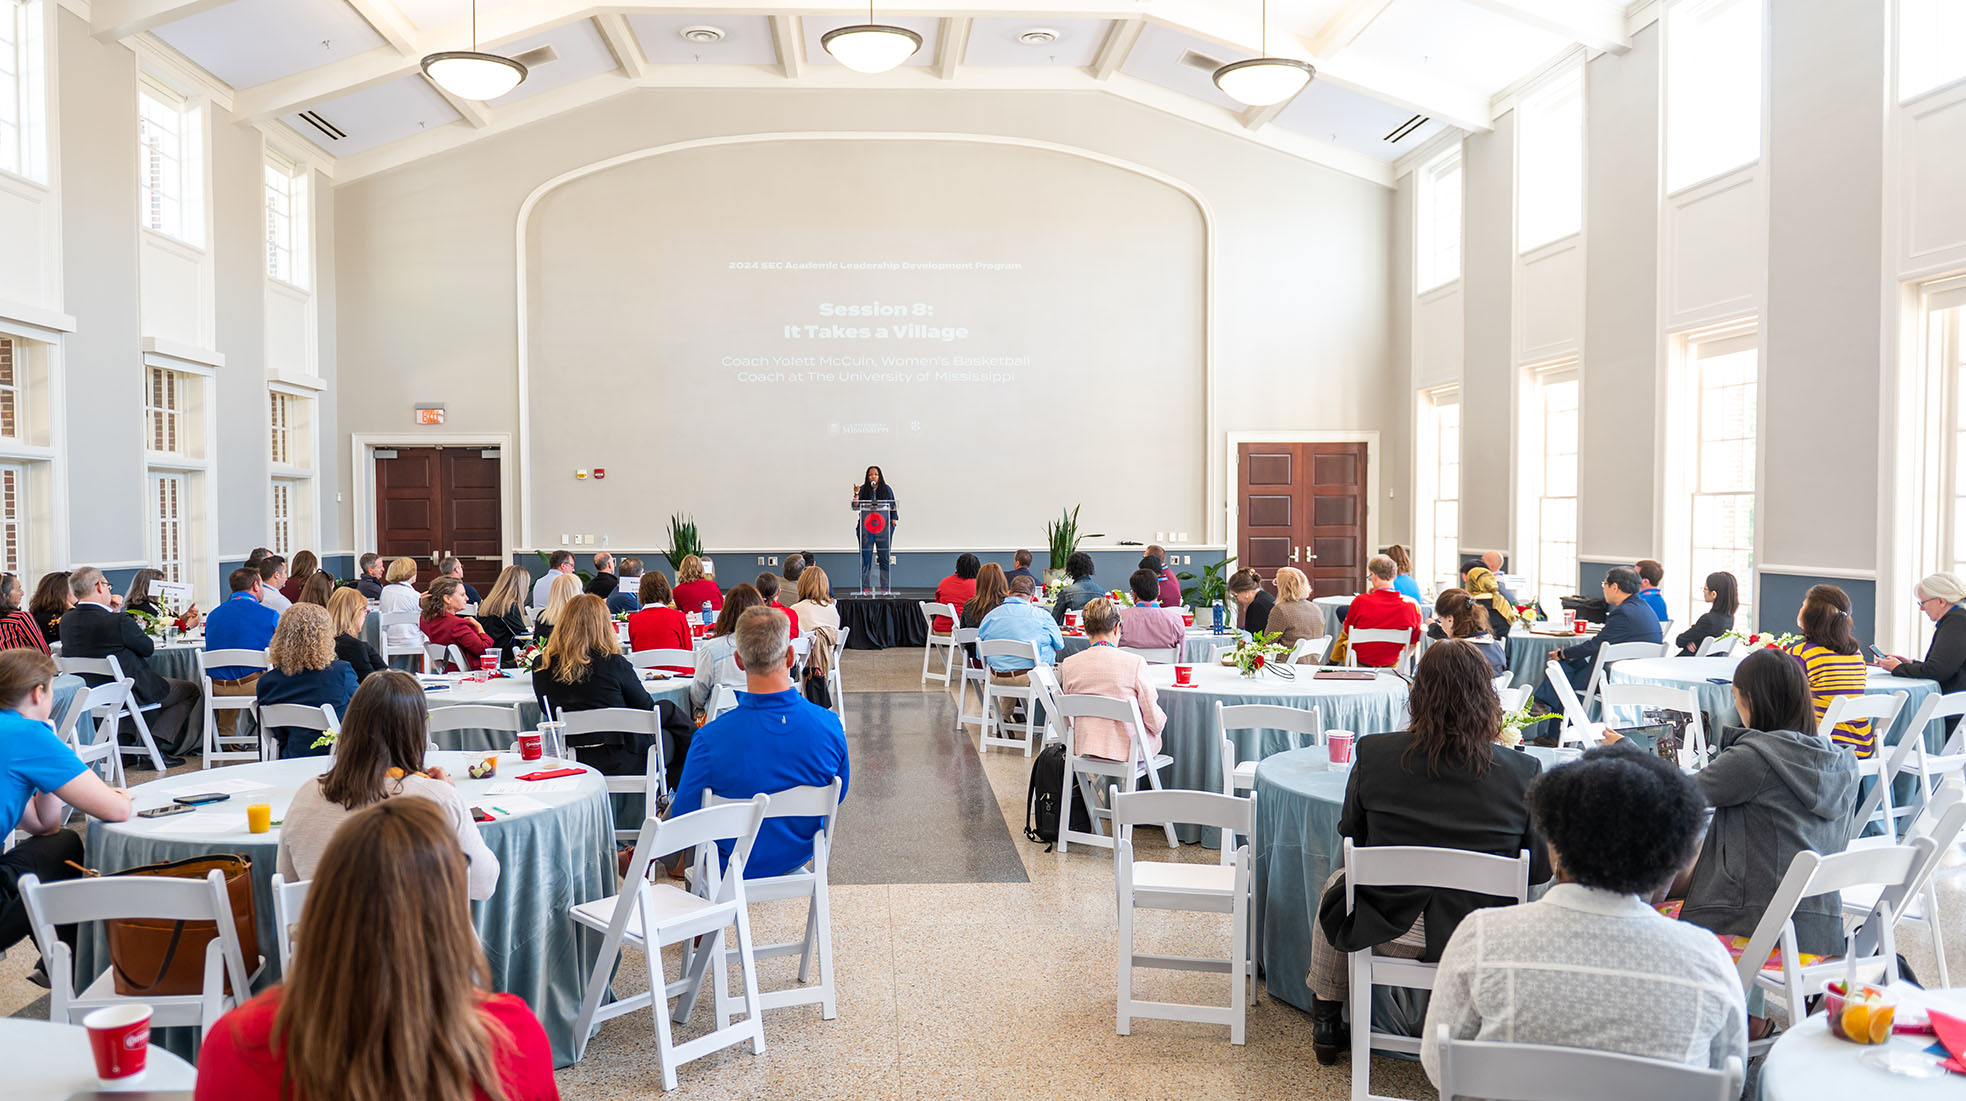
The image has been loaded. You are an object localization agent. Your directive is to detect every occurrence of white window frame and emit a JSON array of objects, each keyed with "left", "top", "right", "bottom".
[
  {"left": 270, "top": 480, "right": 292, "bottom": 557},
  {"left": 0, "top": 319, "right": 65, "bottom": 579},
  {"left": 1664, "top": 0, "right": 1764, "bottom": 195},
  {"left": 268, "top": 383, "right": 316, "bottom": 558},
  {"left": 0, "top": 0, "right": 47, "bottom": 184},
  {"left": 1516, "top": 65, "right": 1584, "bottom": 254},
  {"left": 142, "top": 349, "right": 215, "bottom": 605},
  {"left": 148, "top": 469, "right": 188, "bottom": 584},
  {"left": 1898, "top": 0, "right": 1966, "bottom": 104},
  {"left": 145, "top": 364, "right": 184, "bottom": 455},
  {"left": 1415, "top": 385, "right": 1461, "bottom": 594},
  {"left": 269, "top": 389, "right": 293, "bottom": 466},
  {"left": 263, "top": 151, "right": 309, "bottom": 290},
  {"left": 1517, "top": 362, "right": 1581, "bottom": 611},
  {"left": 1417, "top": 146, "right": 1463, "bottom": 292},
  {"left": 1664, "top": 321, "right": 1760, "bottom": 629},
  {"left": 137, "top": 77, "right": 203, "bottom": 247}
]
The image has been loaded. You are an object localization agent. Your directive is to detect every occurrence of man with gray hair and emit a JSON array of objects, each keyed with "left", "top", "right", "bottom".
[
  {"left": 57, "top": 566, "right": 204, "bottom": 761},
  {"left": 975, "top": 573, "right": 1064, "bottom": 721},
  {"left": 667, "top": 606, "right": 850, "bottom": 879}
]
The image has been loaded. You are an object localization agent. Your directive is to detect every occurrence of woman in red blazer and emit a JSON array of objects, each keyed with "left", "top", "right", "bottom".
[
  {"left": 418, "top": 578, "right": 493, "bottom": 670},
  {"left": 627, "top": 572, "right": 695, "bottom": 673}
]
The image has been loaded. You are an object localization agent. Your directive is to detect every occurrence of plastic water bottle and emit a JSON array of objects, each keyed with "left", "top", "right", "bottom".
[
  {"left": 1212, "top": 600, "right": 1226, "bottom": 635},
  {"left": 701, "top": 601, "right": 714, "bottom": 628}
]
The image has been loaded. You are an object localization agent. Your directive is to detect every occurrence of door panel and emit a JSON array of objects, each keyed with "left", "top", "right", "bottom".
[
  {"left": 376, "top": 447, "right": 504, "bottom": 592},
  {"left": 1304, "top": 442, "right": 1367, "bottom": 598},
  {"left": 443, "top": 451, "right": 505, "bottom": 592},
  {"left": 1237, "top": 441, "right": 1368, "bottom": 600},
  {"left": 376, "top": 450, "right": 440, "bottom": 584},
  {"left": 1236, "top": 446, "right": 1301, "bottom": 590}
]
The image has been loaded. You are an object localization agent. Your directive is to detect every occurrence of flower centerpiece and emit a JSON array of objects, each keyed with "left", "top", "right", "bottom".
[
  {"left": 1227, "top": 630, "right": 1294, "bottom": 680},
  {"left": 1514, "top": 599, "right": 1546, "bottom": 625},
  {"left": 1105, "top": 589, "right": 1137, "bottom": 608},
  {"left": 515, "top": 642, "right": 544, "bottom": 672},
  {"left": 1718, "top": 630, "right": 1800, "bottom": 652},
  {"left": 1499, "top": 702, "right": 1538, "bottom": 748},
  {"left": 1042, "top": 577, "right": 1066, "bottom": 602},
  {"left": 128, "top": 607, "right": 167, "bottom": 640}
]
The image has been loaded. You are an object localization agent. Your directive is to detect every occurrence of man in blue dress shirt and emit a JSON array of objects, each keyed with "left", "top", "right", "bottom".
[
  {"left": 976, "top": 574, "right": 1064, "bottom": 723},
  {"left": 669, "top": 606, "right": 850, "bottom": 879},
  {"left": 204, "top": 567, "right": 281, "bottom": 742}
]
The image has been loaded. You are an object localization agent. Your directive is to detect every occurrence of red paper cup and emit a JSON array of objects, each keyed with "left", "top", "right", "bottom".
[
  {"left": 480, "top": 652, "right": 498, "bottom": 672},
  {"left": 84, "top": 1003, "right": 152, "bottom": 1083},
  {"left": 1182, "top": 613, "right": 1195, "bottom": 628},
  {"left": 1326, "top": 731, "right": 1356, "bottom": 766},
  {"left": 517, "top": 731, "right": 543, "bottom": 762},
  {"left": 1173, "top": 664, "right": 1194, "bottom": 686},
  {"left": 1574, "top": 620, "right": 1587, "bottom": 635},
  {"left": 1066, "top": 611, "right": 1080, "bottom": 628}
]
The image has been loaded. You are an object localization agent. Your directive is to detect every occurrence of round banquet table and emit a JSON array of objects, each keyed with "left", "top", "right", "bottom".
[
  {"left": 1148, "top": 663, "right": 1410, "bottom": 843},
  {"left": 81, "top": 750, "right": 617, "bottom": 1068},
  {"left": 1606, "top": 655, "right": 1945, "bottom": 754},
  {"left": 1251, "top": 743, "right": 1570, "bottom": 1013},
  {"left": 420, "top": 669, "right": 693, "bottom": 751},
  {"left": 0, "top": 1017, "right": 199, "bottom": 1094},
  {"left": 1504, "top": 626, "right": 1589, "bottom": 687},
  {"left": 1058, "top": 626, "right": 1246, "bottom": 664},
  {"left": 1313, "top": 595, "right": 1355, "bottom": 629},
  {"left": 1760, "top": 987, "right": 1966, "bottom": 1098}
]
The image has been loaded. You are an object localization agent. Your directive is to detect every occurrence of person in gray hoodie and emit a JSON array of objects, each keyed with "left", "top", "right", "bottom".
[{"left": 1680, "top": 647, "right": 1859, "bottom": 955}]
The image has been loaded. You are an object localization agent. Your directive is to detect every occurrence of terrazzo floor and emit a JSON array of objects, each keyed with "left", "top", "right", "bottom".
[{"left": 5, "top": 646, "right": 1964, "bottom": 1100}]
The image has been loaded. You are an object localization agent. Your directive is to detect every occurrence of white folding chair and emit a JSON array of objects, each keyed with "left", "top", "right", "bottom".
[
  {"left": 1119, "top": 645, "right": 1180, "bottom": 665},
  {"left": 1344, "top": 628, "right": 1414, "bottom": 673},
  {"left": 702, "top": 779, "right": 843, "bottom": 1019},
  {"left": 257, "top": 702, "right": 341, "bottom": 759},
  {"left": 1579, "top": 641, "right": 1663, "bottom": 716},
  {"left": 378, "top": 609, "right": 427, "bottom": 671},
  {"left": 1656, "top": 620, "right": 1675, "bottom": 650},
  {"left": 704, "top": 684, "right": 740, "bottom": 722},
  {"left": 1903, "top": 691, "right": 1966, "bottom": 808},
  {"left": 1818, "top": 691, "right": 1910, "bottom": 838},
  {"left": 56, "top": 656, "right": 166, "bottom": 772},
  {"left": 269, "top": 873, "right": 310, "bottom": 974},
  {"left": 1542, "top": 660, "right": 1605, "bottom": 748},
  {"left": 1734, "top": 837, "right": 1934, "bottom": 1057},
  {"left": 197, "top": 648, "right": 270, "bottom": 768},
  {"left": 1598, "top": 682, "right": 1710, "bottom": 768},
  {"left": 561, "top": 708, "right": 668, "bottom": 841},
  {"left": 1694, "top": 634, "right": 1735, "bottom": 657},
  {"left": 1496, "top": 686, "right": 1531, "bottom": 714},
  {"left": 918, "top": 601, "right": 959, "bottom": 686},
  {"left": 54, "top": 681, "right": 131, "bottom": 789},
  {"left": 1431, "top": 1025, "right": 1743, "bottom": 1101},
  {"left": 569, "top": 797, "right": 771, "bottom": 1088},
  {"left": 1028, "top": 663, "right": 1066, "bottom": 747},
  {"left": 1843, "top": 786, "right": 1966, "bottom": 988},
  {"left": 827, "top": 627, "right": 849, "bottom": 719},
  {"left": 1344, "top": 840, "right": 1531, "bottom": 1101},
  {"left": 630, "top": 648, "right": 697, "bottom": 673},
  {"left": 423, "top": 642, "right": 469, "bottom": 674},
  {"left": 1490, "top": 671, "right": 1513, "bottom": 691},
  {"left": 1054, "top": 693, "right": 1177, "bottom": 854},
  {"left": 427, "top": 703, "right": 526, "bottom": 752},
  {"left": 950, "top": 628, "right": 989, "bottom": 734},
  {"left": 1216, "top": 701, "right": 1323, "bottom": 795},
  {"left": 1115, "top": 788, "right": 1258, "bottom": 1042},
  {"left": 976, "top": 639, "right": 1044, "bottom": 756},
  {"left": 19, "top": 868, "right": 258, "bottom": 1047}
]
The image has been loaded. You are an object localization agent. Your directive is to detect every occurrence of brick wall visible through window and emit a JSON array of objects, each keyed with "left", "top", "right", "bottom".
[
  {"left": 269, "top": 390, "right": 291, "bottom": 465},
  {"left": 0, "top": 336, "right": 17, "bottom": 440},
  {"left": 149, "top": 471, "right": 184, "bottom": 582},
  {"left": 147, "top": 366, "right": 180, "bottom": 453},
  {"left": 0, "top": 464, "right": 23, "bottom": 575}
]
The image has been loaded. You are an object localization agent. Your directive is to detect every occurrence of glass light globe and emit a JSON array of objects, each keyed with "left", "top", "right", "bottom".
[
  {"left": 821, "top": 25, "right": 923, "bottom": 74},
  {"left": 1212, "top": 58, "right": 1316, "bottom": 108},
  {"left": 422, "top": 52, "right": 528, "bottom": 101}
]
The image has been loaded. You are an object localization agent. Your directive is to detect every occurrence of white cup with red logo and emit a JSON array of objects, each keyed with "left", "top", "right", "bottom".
[
  {"left": 517, "top": 730, "right": 544, "bottom": 762},
  {"left": 84, "top": 1004, "right": 152, "bottom": 1083},
  {"left": 1181, "top": 611, "right": 1195, "bottom": 628},
  {"left": 479, "top": 652, "right": 498, "bottom": 680},
  {"left": 1326, "top": 730, "right": 1357, "bottom": 768},
  {"left": 1173, "top": 664, "right": 1194, "bottom": 686},
  {"left": 1561, "top": 609, "right": 1575, "bottom": 631}
]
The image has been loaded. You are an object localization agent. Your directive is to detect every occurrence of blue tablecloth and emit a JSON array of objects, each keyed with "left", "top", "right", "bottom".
[
  {"left": 1058, "top": 627, "right": 1246, "bottom": 664},
  {"left": 80, "top": 751, "right": 617, "bottom": 1067},
  {"left": 1149, "top": 663, "right": 1409, "bottom": 843},
  {"left": 1606, "top": 656, "right": 1944, "bottom": 753},
  {"left": 1504, "top": 628, "right": 1582, "bottom": 688},
  {"left": 423, "top": 672, "right": 693, "bottom": 752},
  {"left": 1252, "top": 743, "right": 1568, "bottom": 1012}
]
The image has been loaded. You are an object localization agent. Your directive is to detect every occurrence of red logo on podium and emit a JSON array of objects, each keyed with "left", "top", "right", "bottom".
[{"left": 863, "top": 512, "right": 887, "bottom": 535}]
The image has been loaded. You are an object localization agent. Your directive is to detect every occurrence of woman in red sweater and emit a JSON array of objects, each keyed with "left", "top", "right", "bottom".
[
  {"left": 419, "top": 577, "right": 494, "bottom": 670},
  {"left": 195, "top": 797, "right": 559, "bottom": 1101},
  {"left": 627, "top": 571, "right": 695, "bottom": 673},
  {"left": 670, "top": 554, "right": 723, "bottom": 620},
  {"left": 932, "top": 553, "right": 981, "bottom": 632}
]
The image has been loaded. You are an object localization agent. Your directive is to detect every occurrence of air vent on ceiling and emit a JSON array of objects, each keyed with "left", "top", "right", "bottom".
[
  {"left": 1383, "top": 114, "right": 1429, "bottom": 144},
  {"left": 297, "top": 110, "right": 345, "bottom": 142},
  {"left": 1179, "top": 50, "right": 1225, "bottom": 73},
  {"left": 509, "top": 44, "right": 558, "bottom": 69},
  {"left": 1018, "top": 28, "right": 1059, "bottom": 45}
]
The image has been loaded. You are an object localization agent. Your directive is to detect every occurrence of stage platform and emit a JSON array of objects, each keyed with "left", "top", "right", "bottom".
[{"left": 837, "top": 588, "right": 939, "bottom": 650}]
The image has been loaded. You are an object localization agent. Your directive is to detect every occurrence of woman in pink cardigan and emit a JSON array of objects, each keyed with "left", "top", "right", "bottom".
[{"left": 1057, "top": 597, "right": 1166, "bottom": 761}]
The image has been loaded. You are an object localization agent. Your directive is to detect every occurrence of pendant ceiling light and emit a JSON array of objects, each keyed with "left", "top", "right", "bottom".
[
  {"left": 421, "top": 0, "right": 527, "bottom": 101},
  {"left": 1213, "top": 0, "right": 1315, "bottom": 108},
  {"left": 821, "top": 0, "right": 922, "bottom": 74}
]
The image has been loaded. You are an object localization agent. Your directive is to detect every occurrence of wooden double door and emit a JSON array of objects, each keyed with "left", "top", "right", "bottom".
[
  {"left": 1236, "top": 441, "right": 1368, "bottom": 597},
  {"left": 375, "top": 446, "right": 504, "bottom": 591}
]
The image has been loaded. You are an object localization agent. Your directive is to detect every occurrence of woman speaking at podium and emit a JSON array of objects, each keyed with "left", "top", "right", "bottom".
[{"left": 851, "top": 465, "right": 897, "bottom": 595}]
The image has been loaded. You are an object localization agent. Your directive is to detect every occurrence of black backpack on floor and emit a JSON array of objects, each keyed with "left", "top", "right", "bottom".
[{"left": 1024, "top": 742, "right": 1092, "bottom": 850}]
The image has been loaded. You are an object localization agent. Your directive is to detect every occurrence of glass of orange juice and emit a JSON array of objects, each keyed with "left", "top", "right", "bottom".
[{"left": 246, "top": 803, "right": 273, "bottom": 834}]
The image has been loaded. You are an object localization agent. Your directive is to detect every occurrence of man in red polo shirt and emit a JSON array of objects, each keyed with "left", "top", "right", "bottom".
[{"left": 1345, "top": 555, "right": 1422, "bottom": 667}]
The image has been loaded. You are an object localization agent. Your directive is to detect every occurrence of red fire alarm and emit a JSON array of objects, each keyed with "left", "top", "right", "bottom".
[{"left": 593, "top": 468, "right": 606, "bottom": 479}]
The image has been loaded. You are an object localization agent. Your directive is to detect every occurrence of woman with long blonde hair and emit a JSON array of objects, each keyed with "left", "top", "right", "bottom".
[
  {"left": 197, "top": 797, "right": 552, "bottom": 1100},
  {"left": 534, "top": 595, "right": 687, "bottom": 779},
  {"left": 255, "top": 603, "right": 358, "bottom": 758},
  {"left": 326, "top": 586, "right": 386, "bottom": 681},
  {"left": 477, "top": 564, "right": 533, "bottom": 665},
  {"left": 533, "top": 572, "right": 582, "bottom": 643},
  {"left": 671, "top": 553, "right": 723, "bottom": 617},
  {"left": 790, "top": 565, "right": 842, "bottom": 634}
]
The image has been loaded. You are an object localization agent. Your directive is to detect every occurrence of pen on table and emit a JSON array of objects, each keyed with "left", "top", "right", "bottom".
[{"left": 492, "top": 806, "right": 510, "bottom": 816}]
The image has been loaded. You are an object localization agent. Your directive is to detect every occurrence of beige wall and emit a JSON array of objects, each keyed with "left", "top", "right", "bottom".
[{"left": 333, "top": 87, "right": 1396, "bottom": 554}]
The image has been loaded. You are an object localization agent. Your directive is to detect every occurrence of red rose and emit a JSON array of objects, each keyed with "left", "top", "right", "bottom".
[
  {"left": 1748, "top": 634, "right": 1761, "bottom": 644},
  {"left": 1252, "top": 654, "right": 1266, "bottom": 668}
]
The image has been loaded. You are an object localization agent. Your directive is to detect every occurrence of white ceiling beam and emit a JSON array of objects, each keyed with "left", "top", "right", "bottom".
[
  {"left": 1239, "top": 101, "right": 1286, "bottom": 131},
  {"left": 343, "top": 0, "right": 423, "bottom": 57},
  {"left": 593, "top": 12, "right": 650, "bottom": 80},
  {"left": 1091, "top": 18, "right": 1144, "bottom": 81},
  {"left": 1307, "top": 0, "right": 1397, "bottom": 57},
  {"left": 1461, "top": 0, "right": 1632, "bottom": 55},
  {"left": 420, "top": 74, "right": 493, "bottom": 128},
  {"left": 769, "top": 15, "right": 804, "bottom": 80},
  {"left": 936, "top": 17, "right": 971, "bottom": 81},
  {"left": 91, "top": 0, "right": 230, "bottom": 41}
]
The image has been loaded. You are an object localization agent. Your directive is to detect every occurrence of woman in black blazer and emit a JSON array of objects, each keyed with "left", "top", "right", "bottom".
[
  {"left": 533, "top": 595, "right": 691, "bottom": 783},
  {"left": 327, "top": 588, "right": 386, "bottom": 681},
  {"left": 1674, "top": 571, "right": 1739, "bottom": 655},
  {"left": 477, "top": 565, "right": 532, "bottom": 666},
  {"left": 1308, "top": 640, "right": 1551, "bottom": 1065},
  {"left": 1882, "top": 573, "right": 1966, "bottom": 706}
]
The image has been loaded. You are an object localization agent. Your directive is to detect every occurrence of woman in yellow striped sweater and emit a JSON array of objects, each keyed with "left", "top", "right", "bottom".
[{"left": 1782, "top": 584, "right": 1873, "bottom": 757}]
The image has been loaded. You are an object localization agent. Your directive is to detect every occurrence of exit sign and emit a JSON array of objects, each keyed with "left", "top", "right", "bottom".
[{"left": 415, "top": 405, "right": 445, "bottom": 425}]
